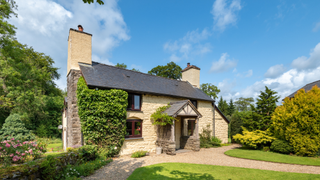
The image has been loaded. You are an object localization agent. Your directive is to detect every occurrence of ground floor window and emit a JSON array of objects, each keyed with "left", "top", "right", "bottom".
[
  {"left": 126, "top": 119, "right": 142, "bottom": 138},
  {"left": 187, "top": 120, "right": 195, "bottom": 136}
]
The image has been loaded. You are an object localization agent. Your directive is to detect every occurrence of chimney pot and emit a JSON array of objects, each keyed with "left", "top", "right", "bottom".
[
  {"left": 187, "top": 63, "right": 190, "bottom": 67},
  {"left": 78, "top": 25, "right": 83, "bottom": 32}
]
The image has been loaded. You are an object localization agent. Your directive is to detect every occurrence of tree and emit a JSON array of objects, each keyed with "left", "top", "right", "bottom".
[
  {"left": 200, "top": 83, "right": 220, "bottom": 100},
  {"left": 227, "top": 99, "right": 235, "bottom": 116},
  {"left": 217, "top": 96, "right": 229, "bottom": 115},
  {"left": 0, "top": 0, "right": 63, "bottom": 137},
  {"left": 0, "top": 0, "right": 17, "bottom": 44},
  {"left": 0, "top": 114, "right": 35, "bottom": 141},
  {"left": 270, "top": 85, "right": 320, "bottom": 156},
  {"left": 115, "top": 63, "right": 127, "bottom": 69},
  {"left": 250, "top": 86, "right": 279, "bottom": 131},
  {"left": 234, "top": 97, "right": 254, "bottom": 111},
  {"left": 82, "top": 0, "right": 104, "bottom": 5},
  {"left": 148, "top": 62, "right": 182, "bottom": 79},
  {"left": 131, "top": 68, "right": 140, "bottom": 72}
]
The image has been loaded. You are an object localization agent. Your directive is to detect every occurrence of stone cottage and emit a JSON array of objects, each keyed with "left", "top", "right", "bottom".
[{"left": 63, "top": 27, "right": 229, "bottom": 155}]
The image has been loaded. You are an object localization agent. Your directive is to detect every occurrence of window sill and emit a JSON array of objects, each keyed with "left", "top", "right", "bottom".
[
  {"left": 127, "top": 110, "right": 143, "bottom": 113},
  {"left": 125, "top": 137, "right": 144, "bottom": 141}
]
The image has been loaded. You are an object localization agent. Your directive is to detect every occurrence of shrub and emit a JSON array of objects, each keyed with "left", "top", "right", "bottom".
[
  {"left": 77, "top": 76, "right": 127, "bottom": 155},
  {"left": 233, "top": 128, "right": 275, "bottom": 149},
  {"left": 36, "top": 124, "right": 48, "bottom": 138},
  {"left": 263, "top": 146, "right": 270, "bottom": 152},
  {"left": 78, "top": 145, "right": 98, "bottom": 162},
  {"left": 270, "top": 139, "right": 294, "bottom": 154},
  {"left": 200, "top": 124, "right": 222, "bottom": 148},
  {"left": 0, "top": 114, "right": 35, "bottom": 141},
  {"left": 270, "top": 85, "right": 320, "bottom": 156},
  {"left": 131, "top": 150, "right": 148, "bottom": 158},
  {"left": 151, "top": 105, "right": 176, "bottom": 126},
  {"left": 0, "top": 138, "right": 46, "bottom": 167},
  {"left": 98, "top": 145, "right": 119, "bottom": 158},
  {"left": 230, "top": 111, "right": 249, "bottom": 142}
]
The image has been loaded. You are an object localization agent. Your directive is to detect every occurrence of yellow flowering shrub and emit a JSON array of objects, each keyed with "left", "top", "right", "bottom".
[
  {"left": 270, "top": 85, "right": 320, "bottom": 156},
  {"left": 233, "top": 127, "right": 275, "bottom": 149}
]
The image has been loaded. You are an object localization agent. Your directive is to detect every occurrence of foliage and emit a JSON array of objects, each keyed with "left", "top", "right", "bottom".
[
  {"left": 217, "top": 96, "right": 229, "bottom": 115},
  {"left": 77, "top": 76, "right": 127, "bottom": 154},
  {"left": 131, "top": 150, "right": 148, "bottom": 158},
  {"left": 115, "top": 63, "right": 127, "bottom": 69},
  {"left": 234, "top": 97, "right": 254, "bottom": 111},
  {"left": 78, "top": 145, "right": 98, "bottom": 162},
  {"left": 263, "top": 146, "right": 270, "bottom": 152},
  {"left": 151, "top": 105, "right": 176, "bottom": 126},
  {"left": 227, "top": 99, "right": 236, "bottom": 116},
  {"left": 229, "top": 111, "right": 251, "bottom": 142},
  {"left": 0, "top": 138, "right": 46, "bottom": 167},
  {"left": 233, "top": 128, "right": 275, "bottom": 149},
  {"left": 148, "top": 62, "right": 182, "bottom": 80},
  {"left": 82, "top": 0, "right": 104, "bottom": 5},
  {"left": 131, "top": 68, "right": 141, "bottom": 72},
  {"left": 36, "top": 124, "right": 47, "bottom": 138},
  {"left": 200, "top": 124, "right": 222, "bottom": 148},
  {"left": 0, "top": 114, "right": 35, "bottom": 141},
  {"left": 270, "top": 85, "right": 320, "bottom": 156},
  {"left": 250, "top": 86, "right": 279, "bottom": 131},
  {"left": 270, "top": 139, "right": 294, "bottom": 154},
  {"left": 0, "top": 0, "right": 64, "bottom": 137},
  {"left": 200, "top": 83, "right": 220, "bottom": 100}
]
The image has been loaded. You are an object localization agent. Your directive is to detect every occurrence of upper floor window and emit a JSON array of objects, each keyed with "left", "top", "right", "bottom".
[
  {"left": 190, "top": 100, "right": 197, "bottom": 108},
  {"left": 127, "top": 94, "right": 141, "bottom": 111}
]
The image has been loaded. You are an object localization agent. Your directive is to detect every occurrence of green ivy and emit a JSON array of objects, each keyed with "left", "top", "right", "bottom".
[
  {"left": 76, "top": 76, "right": 127, "bottom": 154},
  {"left": 151, "top": 105, "right": 176, "bottom": 126}
]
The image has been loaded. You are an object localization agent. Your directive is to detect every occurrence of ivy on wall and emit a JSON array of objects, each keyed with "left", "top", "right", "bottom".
[
  {"left": 77, "top": 76, "right": 128, "bottom": 153},
  {"left": 151, "top": 105, "right": 176, "bottom": 126}
]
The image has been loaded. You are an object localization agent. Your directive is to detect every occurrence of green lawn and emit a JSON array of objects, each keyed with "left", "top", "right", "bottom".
[
  {"left": 47, "top": 143, "right": 63, "bottom": 152},
  {"left": 225, "top": 148, "right": 320, "bottom": 166},
  {"left": 128, "top": 163, "right": 320, "bottom": 180}
]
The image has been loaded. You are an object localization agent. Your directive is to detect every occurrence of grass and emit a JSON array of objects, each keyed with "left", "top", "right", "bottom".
[
  {"left": 128, "top": 163, "right": 320, "bottom": 180},
  {"left": 225, "top": 148, "right": 320, "bottom": 166},
  {"left": 47, "top": 143, "right": 63, "bottom": 152}
]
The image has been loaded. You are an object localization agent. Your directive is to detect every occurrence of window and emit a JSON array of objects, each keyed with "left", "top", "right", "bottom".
[
  {"left": 187, "top": 120, "right": 195, "bottom": 136},
  {"left": 127, "top": 94, "right": 141, "bottom": 110},
  {"left": 190, "top": 100, "right": 197, "bottom": 108},
  {"left": 126, "top": 119, "right": 142, "bottom": 138}
]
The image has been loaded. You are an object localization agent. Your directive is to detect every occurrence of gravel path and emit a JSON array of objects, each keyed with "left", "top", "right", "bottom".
[{"left": 83, "top": 144, "right": 320, "bottom": 180}]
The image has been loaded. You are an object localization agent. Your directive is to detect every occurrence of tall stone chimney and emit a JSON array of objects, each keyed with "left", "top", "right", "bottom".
[
  {"left": 67, "top": 27, "right": 92, "bottom": 76},
  {"left": 181, "top": 62, "right": 200, "bottom": 88},
  {"left": 66, "top": 26, "right": 92, "bottom": 148}
]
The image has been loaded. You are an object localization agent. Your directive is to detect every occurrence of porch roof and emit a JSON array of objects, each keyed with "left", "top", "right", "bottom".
[{"left": 163, "top": 100, "right": 202, "bottom": 118}]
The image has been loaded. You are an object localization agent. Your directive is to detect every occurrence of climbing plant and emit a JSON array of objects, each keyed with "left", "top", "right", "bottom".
[
  {"left": 77, "top": 76, "right": 128, "bottom": 154},
  {"left": 151, "top": 105, "right": 176, "bottom": 126}
]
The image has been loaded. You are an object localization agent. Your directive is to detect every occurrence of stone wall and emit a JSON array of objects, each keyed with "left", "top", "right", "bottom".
[
  {"left": 214, "top": 109, "right": 229, "bottom": 144},
  {"left": 180, "top": 136, "right": 200, "bottom": 151},
  {"left": 67, "top": 69, "right": 82, "bottom": 148},
  {"left": 197, "top": 100, "right": 214, "bottom": 136}
]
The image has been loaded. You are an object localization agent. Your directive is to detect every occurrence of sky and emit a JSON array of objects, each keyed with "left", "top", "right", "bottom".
[{"left": 9, "top": 0, "right": 320, "bottom": 102}]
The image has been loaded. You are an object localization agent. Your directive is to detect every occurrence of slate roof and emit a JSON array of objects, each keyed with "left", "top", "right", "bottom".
[
  {"left": 79, "top": 62, "right": 214, "bottom": 102},
  {"left": 163, "top": 100, "right": 202, "bottom": 117},
  {"left": 287, "top": 80, "right": 320, "bottom": 98},
  {"left": 181, "top": 65, "right": 200, "bottom": 72}
]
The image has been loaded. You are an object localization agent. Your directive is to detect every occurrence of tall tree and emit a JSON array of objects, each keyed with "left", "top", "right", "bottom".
[
  {"left": 227, "top": 99, "right": 235, "bottom": 116},
  {"left": 115, "top": 63, "right": 127, "bottom": 69},
  {"left": 217, "top": 96, "right": 229, "bottom": 115},
  {"left": 250, "top": 86, "right": 280, "bottom": 130},
  {"left": 234, "top": 97, "right": 254, "bottom": 111},
  {"left": 148, "top": 62, "right": 182, "bottom": 79},
  {"left": 82, "top": 0, "right": 104, "bottom": 5},
  {"left": 200, "top": 83, "right": 220, "bottom": 100},
  {"left": 0, "top": 0, "right": 63, "bottom": 136}
]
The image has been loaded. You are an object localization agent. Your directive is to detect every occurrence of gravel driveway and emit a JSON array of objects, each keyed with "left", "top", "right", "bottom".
[{"left": 83, "top": 144, "right": 320, "bottom": 180}]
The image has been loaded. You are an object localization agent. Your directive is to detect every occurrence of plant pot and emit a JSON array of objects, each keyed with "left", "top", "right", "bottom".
[{"left": 156, "top": 147, "right": 162, "bottom": 155}]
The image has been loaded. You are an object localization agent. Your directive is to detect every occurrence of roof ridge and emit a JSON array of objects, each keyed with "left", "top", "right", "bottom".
[
  {"left": 92, "top": 61, "right": 190, "bottom": 83},
  {"left": 303, "top": 79, "right": 320, "bottom": 87}
]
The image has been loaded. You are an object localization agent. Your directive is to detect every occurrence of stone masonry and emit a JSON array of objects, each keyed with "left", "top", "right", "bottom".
[{"left": 67, "top": 69, "right": 82, "bottom": 148}]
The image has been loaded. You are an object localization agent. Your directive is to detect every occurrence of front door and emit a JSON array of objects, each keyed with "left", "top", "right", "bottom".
[{"left": 175, "top": 118, "right": 181, "bottom": 149}]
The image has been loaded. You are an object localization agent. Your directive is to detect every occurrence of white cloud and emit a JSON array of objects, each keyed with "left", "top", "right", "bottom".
[
  {"left": 92, "top": 54, "right": 114, "bottom": 66},
  {"left": 164, "top": 29, "right": 212, "bottom": 62},
  {"left": 210, "top": 53, "right": 237, "bottom": 73},
  {"left": 217, "top": 79, "right": 238, "bottom": 101},
  {"left": 10, "top": 0, "right": 130, "bottom": 90},
  {"left": 264, "top": 64, "right": 286, "bottom": 78},
  {"left": 236, "top": 69, "right": 253, "bottom": 77},
  {"left": 246, "top": 70, "right": 253, "bottom": 77},
  {"left": 313, "top": 22, "right": 320, "bottom": 32},
  {"left": 211, "top": 0, "right": 242, "bottom": 31},
  {"left": 291, "top": 43, "right": 320, "bottom": 70}
]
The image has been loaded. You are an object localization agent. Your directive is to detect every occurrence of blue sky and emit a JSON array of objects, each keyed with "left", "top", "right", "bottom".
[{"left": 10, "top": 0, "right": 320, "bottom": 102}]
